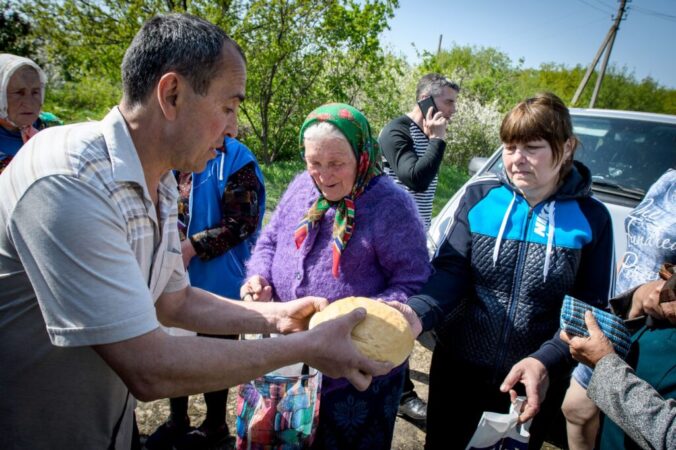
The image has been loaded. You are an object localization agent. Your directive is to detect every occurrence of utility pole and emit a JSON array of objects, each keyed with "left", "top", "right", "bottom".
[
  {"left": 437, "top": 34, "right": 443, "bottom": 56},
  {"left": 571, "top": 0, "right": 628, "bottom": 107}
]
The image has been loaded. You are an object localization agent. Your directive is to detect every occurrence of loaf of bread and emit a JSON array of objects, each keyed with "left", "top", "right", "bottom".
[{"left": 308, "top": 296, "right": 414, "bottom": 366}]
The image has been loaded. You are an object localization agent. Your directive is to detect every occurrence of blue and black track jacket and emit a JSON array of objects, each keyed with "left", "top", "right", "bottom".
[{"left": 408, "top": 161, "right": 616, "bottom": 380}]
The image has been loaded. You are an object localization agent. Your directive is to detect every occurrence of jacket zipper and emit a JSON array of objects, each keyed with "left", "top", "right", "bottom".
[{"left": 493, "top": 206, "right": 534, "bottom": 384}]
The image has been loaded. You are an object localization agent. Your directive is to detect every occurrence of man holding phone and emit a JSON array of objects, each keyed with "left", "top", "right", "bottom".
[
  {"left": 378, "top": 73, "right": 459, "bottom": 424},
  {"left": 379, "top": 73, "right": 459, "bottom": 229}
]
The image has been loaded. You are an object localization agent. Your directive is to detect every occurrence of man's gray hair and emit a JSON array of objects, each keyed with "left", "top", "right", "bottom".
[
  {"left": 415, "top": 73, "right": 460, "bottom": 100},
  {"left": 121, "top": 13, "right": 245, "bottom": 105}
]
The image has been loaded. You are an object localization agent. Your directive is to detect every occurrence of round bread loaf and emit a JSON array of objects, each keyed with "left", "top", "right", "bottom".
[{"left": 308, "top": 296, "right": 414, "bottom": 366}]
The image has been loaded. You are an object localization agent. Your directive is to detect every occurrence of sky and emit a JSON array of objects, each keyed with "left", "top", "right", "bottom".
[{"left": 380, "top": 0, "right": 676, "bottom": 89}]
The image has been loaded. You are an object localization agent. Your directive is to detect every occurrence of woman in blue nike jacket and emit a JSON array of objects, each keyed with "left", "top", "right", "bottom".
[{"left": 407, "top": 92, "right": 615, "bottom": 449}]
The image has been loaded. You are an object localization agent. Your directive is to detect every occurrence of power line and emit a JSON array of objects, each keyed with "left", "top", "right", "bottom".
[
  {"left": 589, "top": 0, "right": 616, "bottom": 13},
  {"left": 632, "top": 4, "right": 676, "bottom": 22},
  {"left": 574, "top": 0, "right": 614, "bottom": 16}
]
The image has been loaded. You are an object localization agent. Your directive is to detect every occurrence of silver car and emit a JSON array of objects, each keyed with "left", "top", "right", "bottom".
[{"left": 428, "top": 108, "right": 676, "bottom": 261}]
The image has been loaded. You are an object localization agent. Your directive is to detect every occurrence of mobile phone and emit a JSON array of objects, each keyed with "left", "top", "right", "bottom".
[{"left": 417, "top": 96, "right": 438, "bottom": 117}]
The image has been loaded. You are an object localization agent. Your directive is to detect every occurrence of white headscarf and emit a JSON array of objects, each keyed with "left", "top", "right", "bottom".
[{"left": 0, "top": 53, "right": 46, "bottom": 121}]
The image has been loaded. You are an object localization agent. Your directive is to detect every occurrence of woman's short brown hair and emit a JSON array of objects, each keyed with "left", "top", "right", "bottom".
[{"left": 500, "top": 92, "right": 579, "bottom": 179}]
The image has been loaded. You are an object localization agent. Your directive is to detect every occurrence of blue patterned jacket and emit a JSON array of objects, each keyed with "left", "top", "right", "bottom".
[{"left": 409, "top": 162, "right": 616, "bottom": 381}]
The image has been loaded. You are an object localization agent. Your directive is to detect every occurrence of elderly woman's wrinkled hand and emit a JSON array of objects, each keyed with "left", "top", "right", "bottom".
[
  {"left": 240, "top": 275, "right": 273, "bottom": 302},
  {"left": 306, "top": 307, "right": 393, "bottom": 391},
  {"left": 560, "top": 310, "right": 615, "bottom": 368}
]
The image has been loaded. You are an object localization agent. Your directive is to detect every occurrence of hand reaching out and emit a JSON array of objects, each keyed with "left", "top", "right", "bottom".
[
  {"left": 274, "top": 296, "right": 328, "bottom": 334},
  {"left": 500, "top": 357, "right": 549, "bottom": 423}
]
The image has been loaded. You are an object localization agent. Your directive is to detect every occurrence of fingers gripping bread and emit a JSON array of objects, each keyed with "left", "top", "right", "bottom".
[{"left": 309, "top": 297, "right": 414, "bottom": 366}]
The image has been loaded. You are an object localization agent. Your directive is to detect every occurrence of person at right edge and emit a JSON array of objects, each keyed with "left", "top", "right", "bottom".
[
  {"left": 561, "top": 168, "right": 675, "bottom": 450},
  {"left": 404, "top": 92, "right": 616, "bottom": 449},
  {"left": 378, "top": 72, "right": 459, "bottom": 424}
]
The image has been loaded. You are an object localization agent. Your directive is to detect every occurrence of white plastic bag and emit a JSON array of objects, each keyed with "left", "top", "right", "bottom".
[{"left": 465, "top": 397, "right": 531, "bottom": 450}]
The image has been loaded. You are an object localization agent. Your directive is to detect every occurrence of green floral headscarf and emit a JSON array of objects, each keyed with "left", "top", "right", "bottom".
[{"left": 294, "top": 103, "right": 382, "bottom": 278}]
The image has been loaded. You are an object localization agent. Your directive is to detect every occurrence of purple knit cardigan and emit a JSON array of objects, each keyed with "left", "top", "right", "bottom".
[
  {"left": 246, "top": 172, "right": 431, "bottom": 392},
  {"left": 247, "top": 171, "right": 431, "bottom": 302}
]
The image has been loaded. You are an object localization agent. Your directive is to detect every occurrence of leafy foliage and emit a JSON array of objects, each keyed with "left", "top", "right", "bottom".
[
  {"left": 413, "top": 46, "right": 676, "bottom": 169},
  {"left": 11, "top": 0, "right": 676, "bottom": 169},
  {"left": 445, "top": 97, "right": 502, "bottom": 167},
  {"left": 231, "top": 0, "right": 399, "bottom": 163},
  {"left": 0, "top": 2, "right": 36, "bottom": 57},
  {"left": 259, "top": 159, "right": 304, "bottom": 216},
  {"left": 44, "top": 78, "right": 121, "bottom": 123},
  {"left": 17, "top": 0, "right": 400, "bottom": 164},
  {"left": 421, "top": 44, "right": 521, "bottom": 109}
]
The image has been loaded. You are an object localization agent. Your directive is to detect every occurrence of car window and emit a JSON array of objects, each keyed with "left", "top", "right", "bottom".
[
  {"left": 484, "top": 115, "right": 676, "bottom": 197},
  {"left": 574, "top": 117, "right": 676, "bottom": 194}
]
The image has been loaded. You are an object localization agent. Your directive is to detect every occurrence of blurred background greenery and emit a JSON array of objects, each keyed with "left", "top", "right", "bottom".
[{"left": 3, "top": 0, "right": 674, "bottom": 206}]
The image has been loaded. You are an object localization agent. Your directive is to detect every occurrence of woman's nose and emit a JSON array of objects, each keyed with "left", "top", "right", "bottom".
[{"left": 512, "top": 148, "right": 528, "bottom": 162}]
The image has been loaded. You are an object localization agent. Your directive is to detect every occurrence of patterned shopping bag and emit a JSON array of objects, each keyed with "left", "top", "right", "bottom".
[{"left": 236, "top": 363, "right": 321, "bottom": 450}]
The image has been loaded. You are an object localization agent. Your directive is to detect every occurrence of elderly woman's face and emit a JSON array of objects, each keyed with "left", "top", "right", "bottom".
[
  {"left": 6, "top": 66, "right": 42, "bottom": 129},
  {"left": 304, "top": 136, "right": 358, "bottom": 202}
]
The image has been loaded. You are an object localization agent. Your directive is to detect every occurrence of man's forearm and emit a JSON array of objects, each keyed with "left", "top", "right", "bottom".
[
  {"left": 156, "top": 286, "right": 280, "bottom": 335},
  {"left": 95, "top": 328, "right": 313, "bottom": 401}
]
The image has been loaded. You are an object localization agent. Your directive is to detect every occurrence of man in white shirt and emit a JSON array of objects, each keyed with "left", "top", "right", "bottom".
[{"left": 0, "top": 13, "right": 391, "bottom": 449}]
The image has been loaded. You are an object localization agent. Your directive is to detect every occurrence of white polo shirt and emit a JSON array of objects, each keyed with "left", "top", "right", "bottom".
[{"left": 0, "top": 107, "right": 188, "bottom": 449}]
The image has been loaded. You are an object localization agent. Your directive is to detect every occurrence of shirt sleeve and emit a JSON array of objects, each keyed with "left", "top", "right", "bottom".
[
  {"left": 8, "top": 175, "right": 159, "bottom": 347},
  {"left": 379, "top": 120, "right": 446, "bottom": 192},
  {"left": 189, "top": 162, "right": 262, "bottom": 260},
  {"left": 588, "top": 353, "right": 676, "bottom": 450}
]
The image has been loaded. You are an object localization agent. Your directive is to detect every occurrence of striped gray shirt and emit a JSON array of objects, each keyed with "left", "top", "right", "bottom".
[{"left": 384, "top": 122, "right": 438, "bottom": 229}]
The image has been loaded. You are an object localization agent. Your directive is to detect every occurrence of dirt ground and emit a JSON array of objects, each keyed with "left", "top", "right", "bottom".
[{"left": 136, "top": 341, "right": 561, "bottom": 449}]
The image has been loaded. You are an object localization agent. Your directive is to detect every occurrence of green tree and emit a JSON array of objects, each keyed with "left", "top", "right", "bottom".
[
  {"left": 1, "top": 1, "right": 36, "bottom": 57},
  {"left": 18, "top": 0, "right": 170, "bottom": 120},
  {"left": 19, "top": 0, "right": 400, "bottom": 162},
  {"left": 499, "top": 61, "right": 676, "bottom": 115},
  {"left": 421, "top": 45, "right": 520, "bottom": 109},
  {"left": 231, "top": 0, "right": 399, "bottom": 163}
]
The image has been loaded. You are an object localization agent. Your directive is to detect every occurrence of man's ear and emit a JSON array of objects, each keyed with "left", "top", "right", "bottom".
[{"left": 157, "top": 73, "right": 180, "bottom": 121}]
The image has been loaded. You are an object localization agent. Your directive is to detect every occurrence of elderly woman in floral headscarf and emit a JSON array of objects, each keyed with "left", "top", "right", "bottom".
[
  {"left": 242, "top": 103, "right": 431, "bottom": 449},
  {"left": 0, "top": 53, "right": 60, "bottom": 174}
]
